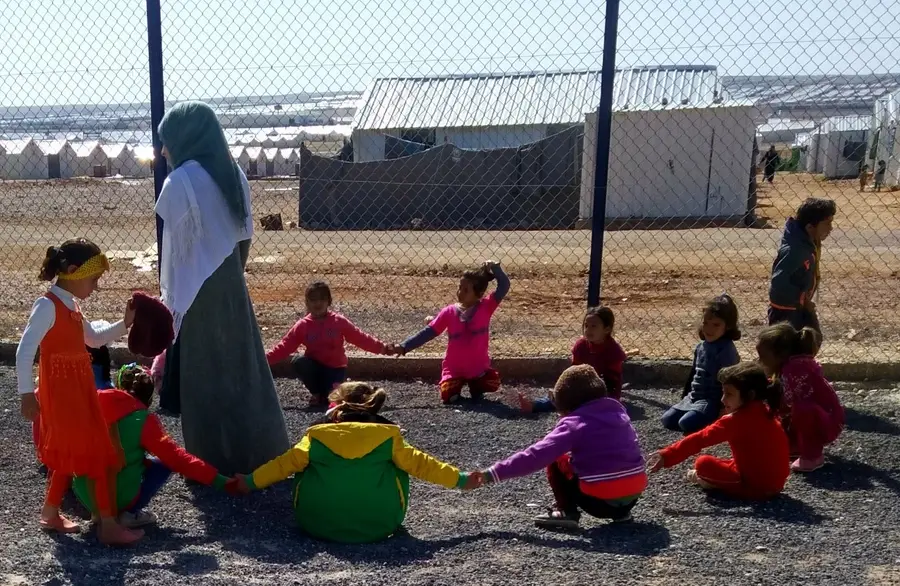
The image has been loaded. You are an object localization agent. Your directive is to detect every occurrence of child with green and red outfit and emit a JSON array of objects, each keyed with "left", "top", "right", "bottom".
[{"left": 72, "top": 364, "right": 233, "bottom": 528}]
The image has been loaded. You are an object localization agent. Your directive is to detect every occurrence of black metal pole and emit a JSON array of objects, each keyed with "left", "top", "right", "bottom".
[
  {"left": 147, "top": 0, "right": 167, "bottom": 274},
  {"left": 586, "top": 0, "right": 620, "bottom": 308}
]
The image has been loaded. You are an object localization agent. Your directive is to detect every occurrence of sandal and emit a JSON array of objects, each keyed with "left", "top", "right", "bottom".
[{"left": 533, "top": 508, "right": 580, "bottom": 530}]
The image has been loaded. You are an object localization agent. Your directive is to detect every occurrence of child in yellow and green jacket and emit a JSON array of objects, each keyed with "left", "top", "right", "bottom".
[{"left": 233, "top": 382, "right": 476, "bottom": 543}]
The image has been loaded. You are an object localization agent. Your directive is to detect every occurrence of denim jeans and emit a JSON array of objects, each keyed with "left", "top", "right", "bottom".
[{"left": 128, "top": 457, "right": 172, "bottom": 513}]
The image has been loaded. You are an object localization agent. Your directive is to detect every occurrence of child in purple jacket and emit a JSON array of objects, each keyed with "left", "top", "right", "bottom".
[{"left": 476, "top": 365, "right": 646, "bottom": 530}]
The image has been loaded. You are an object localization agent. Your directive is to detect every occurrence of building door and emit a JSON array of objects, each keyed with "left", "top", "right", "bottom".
[
  {"left": 249, "top": 160, "right": 258, "bottom": 176},
  {"left": 266, "top": 160, "right": 275, "bottom": 176},
  {"left": 47, "top": 155, "right": 61, "bottom": 179}
]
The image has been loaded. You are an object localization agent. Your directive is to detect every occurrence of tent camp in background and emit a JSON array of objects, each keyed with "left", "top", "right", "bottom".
[
  {"left": 280, "top": 148, "right": 299, "bottom": 176},
  {"left": 36, "top": 140, "right": 76, "bottom": 178},
  {"left": 262, "top": 148, "right": 283, "bottom": 176},
  {"left": 101, "top": 144, "right": 142, "bottom": 177},
  {"left": 129, "top": 146, "right": 154, "bottom": 177},
  {"left": 72, "top": 142, "right": 108, "bottom": 177},
  {"left": 803, "top": 115, "right": 871, "bottom": 178},
  {"left": 0, "top": 139, "right": 47, "bottom": 179},
  {"left": 230, "top": 145, "right": 250, "bottom": 175}
]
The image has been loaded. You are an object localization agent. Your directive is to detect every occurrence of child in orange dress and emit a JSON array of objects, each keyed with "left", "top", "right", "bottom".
[{"left": 16, "top": 239, "right": 141, "bottom": 546}]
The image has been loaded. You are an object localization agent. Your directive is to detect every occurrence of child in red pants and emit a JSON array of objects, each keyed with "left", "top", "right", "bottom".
[
  {"left": 757, "top": 323, "right": 844, "bottom": 472},
  {"left": 648, "top": 362, "right": 790, "bottom": 500}
]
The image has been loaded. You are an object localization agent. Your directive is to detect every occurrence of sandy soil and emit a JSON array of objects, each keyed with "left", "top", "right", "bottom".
[{"left": 0, "top": 172, "right": 897, "bottom": 363}]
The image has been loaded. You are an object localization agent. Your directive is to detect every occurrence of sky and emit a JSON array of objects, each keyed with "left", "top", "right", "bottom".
[{"left": 0, "top": 0, "right": 897, "bottom": 107}]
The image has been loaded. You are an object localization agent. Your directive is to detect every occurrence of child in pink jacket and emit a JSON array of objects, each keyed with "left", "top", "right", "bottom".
[{"left": 267, "top": 281, "right": 394, "bottom": 407}]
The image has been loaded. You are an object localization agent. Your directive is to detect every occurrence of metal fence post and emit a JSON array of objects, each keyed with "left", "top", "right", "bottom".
[
  {"left": 586, "top": 0, "right": 621, "bottom": 308},
  {"left": 146, "top": 0, "right": 167, "bottom": 272}
]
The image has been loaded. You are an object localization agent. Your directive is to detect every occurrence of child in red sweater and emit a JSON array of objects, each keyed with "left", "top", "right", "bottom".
[
  {"left": 519, "top": 306, "right": 627, "bottom": 413},
  {"left": 756, "top": 323, "right": 844, "bottom": 473},
  {"left": 267, "top": 281, "right": 395, "bottom": 407},
  {"left": 648, "top": 362, "right": 789, "bottom": 500}
]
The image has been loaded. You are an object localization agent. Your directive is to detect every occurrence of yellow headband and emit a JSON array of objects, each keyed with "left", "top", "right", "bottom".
[{"left": 56, "top": 254, "right": 110, "bottom": 281}]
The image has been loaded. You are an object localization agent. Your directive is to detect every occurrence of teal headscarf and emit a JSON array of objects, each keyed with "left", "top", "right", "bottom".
[{"left": 158, "top": 101, "right": 248, "bottom": 223}]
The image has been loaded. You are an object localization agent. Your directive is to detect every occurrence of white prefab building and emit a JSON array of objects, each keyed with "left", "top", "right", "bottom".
[
  {"left": 0, "top": 139, "right": 47, "bottom": 179},
  {"left": 72, "top": 142, "right": 108, "bottom": 177},
  {"left": 873, "top": 88, "right": 900, "bottom": 188},
  {"left": 102, "top": 144, "right": 142, "bottom": 177},
  {"left": 352, "top": 66, "right": 760, "bottom": 220},
  {"left": 803, "top": 115, "right": 871, "bottom": 178},
  {"left": 129, "top": 146, "right": 154, "bottom": 177},
  {"left": 244, "top": 147, "right": 264, "bottom": 177},
  {"left": 36, "top": 140, "right": 77, "bottom": 178},
  {"left": 229, "top": 145, "right": 251, "bottom": 175},
  {"left": 281, "top": 148, "right": 299, "bottom": 176}
]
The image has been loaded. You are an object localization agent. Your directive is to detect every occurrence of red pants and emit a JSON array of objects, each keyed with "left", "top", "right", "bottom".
[
  {"left": 439, "top": 369, "right": 501, "bottom": 403},
  {"left": 784, "top": 403, "right": 842, "bottom": 460},
  {"left": 694, "top": 456, "right": 782, "bottom": 500}
]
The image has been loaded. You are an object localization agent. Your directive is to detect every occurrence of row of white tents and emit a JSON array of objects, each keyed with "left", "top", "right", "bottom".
[{"left": 0, "top": 139, "right": 303, "bottom": 180}]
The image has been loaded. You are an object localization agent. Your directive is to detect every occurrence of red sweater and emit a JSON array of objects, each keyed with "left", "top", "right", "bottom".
[
  {"left": 780, "top": 356, "right": 845, "bottom": 430},
  {"left": 572, "top": 337, "right": 627, "bottom": 399},
  {"left": 267, "top": 311, "right": 388, "bottom": 368},
  {"left": 660, "top": 401, "right": 790, "bottom": 494}
]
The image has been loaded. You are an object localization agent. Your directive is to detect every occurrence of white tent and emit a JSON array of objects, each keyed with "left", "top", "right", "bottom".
[
  {"left": 245, "top": 146, "right": 263, "bottom": 177},
  {"left": 262, "top": 147, "right": 288, "bottom": 176},
  {"left": 230, "top": 145, "right": 251, "bottom": 175},
  {"left": 0, "top": 139, "right": 47, "bottom": 179},
  {"left": 130, "top": 146, "right": 154, "bottom": 177},
  {"left": 72, "top": 142, "right": 108, "bottom": 177},
  {"left": 280, "top": 148, "right": 299, "bottom": 176},
  {"left": 35, "top": 140, "right": 77, "bottom": 178},
  {"left": 101, "top": 144, "right": 141, "bottom": 177}
]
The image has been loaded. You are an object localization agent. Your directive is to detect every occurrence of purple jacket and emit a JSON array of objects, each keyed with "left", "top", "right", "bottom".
[{"left": 487, "top": 398, "right": 645, "bottom": 484}]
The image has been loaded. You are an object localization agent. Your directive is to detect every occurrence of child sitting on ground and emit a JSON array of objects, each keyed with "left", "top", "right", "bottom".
[
  {"left": 398, "top": 260, "right": 509, "bottom": 404},
  {"left": 266, "top": 281, "right": 395, "bottom": 408},
  {"left": 520, "top": 306, "right": 627, "bottom": 413},
  {"left": 647, "top": 362, "right": 789, "bottom": 500},
  {"left": 756, "top": 323, "right": 844, "bottom": 473},
  {"left": 232, "top": 382, "right": 476, "bottom": 543},
  {"left": 474, "top": 365, "right": 645, "bottom": 530},
  {"left": 768, "top": 197, "right": 835, "bottom": 334},
  {"left": 662, "top": 294, "right": 741, "bottom": 434},
  {"left": 72, "top": 364, "right": 234, "bottom": 529}
]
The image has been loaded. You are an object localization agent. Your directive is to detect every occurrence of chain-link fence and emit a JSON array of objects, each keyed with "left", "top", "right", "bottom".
[{"left": 0, "top": 0, "right": 898, "bottom": 364}]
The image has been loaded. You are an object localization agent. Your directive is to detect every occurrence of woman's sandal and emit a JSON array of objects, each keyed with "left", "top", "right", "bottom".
[{"left": 533, "top": 508, "right": 580, "bottom": 530}]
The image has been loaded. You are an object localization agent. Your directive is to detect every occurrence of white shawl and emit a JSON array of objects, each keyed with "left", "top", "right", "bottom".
[{"left": 154, "top": 160, "right": 254, "bottom": 337}]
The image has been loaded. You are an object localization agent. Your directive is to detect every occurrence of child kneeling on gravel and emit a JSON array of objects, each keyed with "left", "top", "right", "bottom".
[
  {"left": 647, "top": 362, "right": 790, "bottom": 499},
  {"left": 474, "top": 365, "right": 646, "bottom": 530},
  {"left": 232, "top": 381, "right": 478, "bottom": 543},
  {"left": 72, "top": 364, "right": 235, "bottom": 529}
]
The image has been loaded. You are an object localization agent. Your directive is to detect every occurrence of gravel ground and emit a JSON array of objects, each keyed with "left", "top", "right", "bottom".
[{"left": 1, "top": 367, "right": 899, "bottom": 586}]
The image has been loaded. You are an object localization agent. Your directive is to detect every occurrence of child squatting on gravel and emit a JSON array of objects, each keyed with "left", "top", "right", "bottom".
[
  {"left": 520, "top": 306, "right": 627, "bottom": 413},
  {"left": 647, "top": 362, "right": 790, "bottom": 500},
  {"left": 756, "top": 323, "right": 844, "bottom": 473},
  {"left": 232, "top": 382, "right": 479, "bottom": 543},
  {"left": 662, "top": 294, "right": 741, "bottom": 434},
  {"left": 266, "top": 281, "right": 397, "bottom": 408},
  {"left": 72, "top": 364, "right": 236, "bottom": 530},
  {"left": 472, "top": 365, "right": 646, "bottom": 530},
  {"left": 15, "top": 238, "right": 141, "bottom": 546},
  {"left": 398, "top": 261, "right": 510, "bottom": 404}
]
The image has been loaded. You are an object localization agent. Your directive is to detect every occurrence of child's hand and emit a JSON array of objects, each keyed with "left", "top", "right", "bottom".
[
  {"left": 230, "top": 473, "right": 252, "bottom": 495},
  {"left": 20, "top": 392, "right": 39, "bottom": 422},
  {"left": 388, "top": 343, "right": 406, "bottom": 357},
  {"left": 124, "top": 298, "right": 136, "bottom": 328},
  {"left": 646, "top": 452, "right": 664, "bottom": 474},
  {"left": 483, "top": 260, "right": 499, "bottom": 270},
  {"left": 461, "top": 471, "right": 485, "bottom": 490}
]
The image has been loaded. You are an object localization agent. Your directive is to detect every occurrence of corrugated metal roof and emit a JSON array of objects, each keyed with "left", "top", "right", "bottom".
[
  {"left": 818, "top": 115, "right": 872, "bottom": 133},
  {"left": 723, "top": 74, "right": 900, "bottom": 109},
  {"left": 354, "top": 66, "right": 725, "bottom": 130}
]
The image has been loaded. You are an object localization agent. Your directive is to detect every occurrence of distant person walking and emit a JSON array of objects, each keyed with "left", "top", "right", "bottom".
[
  {"left": 874, "top": 160, "right": 887, "bottom": 192},
  {"left": 154, "top": 101, "right": 289, "bottom": 475},
  {"left": 761, "top": 146, "right": 780, "bottom": 184}
]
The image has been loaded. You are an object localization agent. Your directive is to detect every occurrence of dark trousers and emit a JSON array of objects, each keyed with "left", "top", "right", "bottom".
[
  {"left": 546, "top": 455, "right": 637, "bottom": 521},
  {"left": 661, "top": 407, "right": 718, "bottom": 434},
  {"left": 291, "top": 356, "right": 346, "bottom": 398},
  {"left": 767, "top": 306, "right": 821, "bottom": 335},
  {"left": 128, "top": 458, "right": 172, "bottom": 512},
  {"left": 159, "top": 336, "right": 182, "bottom": 415}
]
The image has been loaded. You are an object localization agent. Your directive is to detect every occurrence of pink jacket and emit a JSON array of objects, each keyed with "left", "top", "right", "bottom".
[{"left": 267, "top": 311, "right": 388, "bottom": 369}]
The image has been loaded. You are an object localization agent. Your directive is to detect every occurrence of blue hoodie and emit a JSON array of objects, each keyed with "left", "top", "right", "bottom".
[{"left": 769, "top": 218, "right": 818, "bottom": 310}]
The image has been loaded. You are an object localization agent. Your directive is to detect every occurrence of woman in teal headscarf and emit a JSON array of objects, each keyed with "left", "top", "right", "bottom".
[{"left": 155, "top": 101, "right": 289, "bottom": 474}]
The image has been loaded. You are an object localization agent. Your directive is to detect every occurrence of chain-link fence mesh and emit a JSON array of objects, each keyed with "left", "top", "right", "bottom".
[{"left": 1, "top": 0, "right": 898, "bottom": 364}]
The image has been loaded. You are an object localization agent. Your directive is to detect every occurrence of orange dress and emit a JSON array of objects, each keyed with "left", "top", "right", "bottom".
[{"left": 36, "top": 293, "right": 122, "bottom": 480}]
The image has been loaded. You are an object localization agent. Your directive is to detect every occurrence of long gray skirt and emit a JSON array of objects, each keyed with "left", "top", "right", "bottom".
[{"left": 162, "top": 246, "right": 290, "bottom": 475}]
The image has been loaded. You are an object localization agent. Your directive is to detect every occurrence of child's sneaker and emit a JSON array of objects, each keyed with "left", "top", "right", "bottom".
[
  {"left": 791, "top": 456, "right": 825, "bottom": 473},
  {"left": 119, "top": 510, "right": 158, "bottom": 529},
  {"left": 534, "top": 509, "right": 580, "bottom": 531}
]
